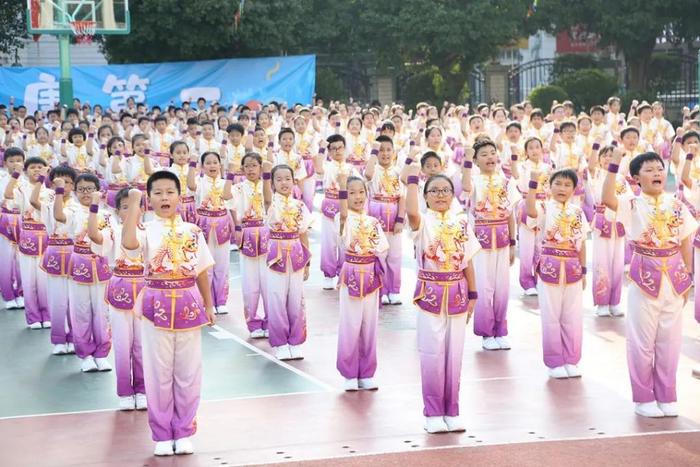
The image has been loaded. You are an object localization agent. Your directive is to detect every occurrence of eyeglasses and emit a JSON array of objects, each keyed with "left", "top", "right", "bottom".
[
  {"left": 426, "top": 188, "right": 453, "bottom": 197},
  {"left": 76, "top": 186, "right": 97, "bottom": 193}
]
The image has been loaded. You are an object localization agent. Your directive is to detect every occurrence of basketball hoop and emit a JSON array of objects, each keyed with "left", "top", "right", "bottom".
[{"left": 69, "top": 20, "right": 96, "bottom": 44}]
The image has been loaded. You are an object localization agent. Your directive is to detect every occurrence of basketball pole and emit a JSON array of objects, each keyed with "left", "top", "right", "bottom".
[{"left": 58, "top": 32, "right": 74, "bottom": 107}]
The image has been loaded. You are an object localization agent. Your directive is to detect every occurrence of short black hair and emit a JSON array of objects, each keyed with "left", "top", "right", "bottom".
[
  {"left": 420, "top": 151, "right": 442, "bottom": 167},
  {"left": 559, "top": 121, "right": 576, "bottom": 132},
  {"left": 473, "top": 138, "right": 497, "bottom": 155},
  {"left": 115, "top": 187, "right": 131, "bottom": 209},
  {"left": 200, "top": 151, "right": 221, "bottom": 165},
  {"left": 75, "top": 173, "right": 100, "bottom": 191},
  {"left": 681, "top": 131, "right": 700, "bottom": 145},
  {"left": 423, "top": 174, "right": 454, "bottom": 196},
  {"left": 49, "top": 165, "right": 77, "bottom": 183},
  {"left": 620, "top": 127, "right": 639, "bottom": 138},
  {"left": 278, "top": 127, "right": 295, "bottom": 140},
  {"left": 271, "top": 164, "right": 295, "bottom": 182},
  {"left": 68, "top": 128, "right": 86, "bottom": 143},
  {"left": 327, "top": 133, "right": 346, "bottom": 147},
  {"left": 375, "top": 135, "right": 393, "bottom": 146},
  {"left": 549, "top": 168, "right": 578, "bottom": 187},
  {"left": 241, "top": 152, "right": 262, "bottom": 167},
  {"left": 226, "top": 123, "right": 245, "bottom": 135},
  {"left": 3, "top": 147, "right": 25, "bottom": 161},
  {"left": 24, "top": 157, "right": 47, "bottom": 170},
  {"left": 147, "top": 170, "right": 181, "bottom": 195},
  {"left": 629, "top": 152, "right": 664, "bottom": 177}
]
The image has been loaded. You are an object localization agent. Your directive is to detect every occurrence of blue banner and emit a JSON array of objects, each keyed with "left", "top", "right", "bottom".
[{"left": 0, "top": 55, "right": 315, "bottom": 113}]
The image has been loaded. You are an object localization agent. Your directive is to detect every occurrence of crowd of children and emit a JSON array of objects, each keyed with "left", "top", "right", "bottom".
[{"left": 1, "top": 94, "right": 699, "bottom": 452}]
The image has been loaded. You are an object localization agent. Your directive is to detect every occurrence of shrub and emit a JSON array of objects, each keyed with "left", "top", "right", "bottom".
[
  {"left": 528, "top": 85, "right": 569, "bottom": 113},
  {"left": 555, "top": 68, "right": 619, "bottom": 112},
  {"left": 315, "top": 67, "right": 347, "bottom": 102},
  {"left": 551, "top": 53, "right": 599, "bottom": 81}
]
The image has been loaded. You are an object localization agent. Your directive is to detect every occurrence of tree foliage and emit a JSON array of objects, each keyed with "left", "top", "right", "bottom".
[{"left": 0, "top": 0, "right": 28, "bottom": 63}]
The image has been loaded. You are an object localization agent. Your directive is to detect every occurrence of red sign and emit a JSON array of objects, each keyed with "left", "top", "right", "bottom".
[{"left": 556, "top": 27, "right": 600, "bottom": 53}]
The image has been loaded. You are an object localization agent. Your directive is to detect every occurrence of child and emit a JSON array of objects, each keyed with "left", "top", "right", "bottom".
[
  {"left": 105, "top": 136, "right": 130, "bottom": 209},
  {"left": 232, "top": 153, "right": 270, "bottom": 338},
  {"left": 345, "top": 117, "right": 368, "bottom": 172},
  {"left": 405, "top": 166, "right": 479, "bottom": 434},
  {"left": 462, "top": 139, "right": 520, "bottom": 350},
  {"left": 293, "top": 116, "right": 318, "bottom": 212},
  {"left": 88, "top": 187, "right": 146, "bottom": 411},
  {"left": 196, "top": 121, "right": 221, "bottom": 156},
  {"left": 336, "top": 173, "right": 388, "bottom": 391},
  {"left": 187, "top": 151, "right": 234, "bottom": 315},
  {"left": 602, "top": 150, "right": 696, "bottom": 418},
  {"left": 40, "top": 166, "right": 78, "bottom": 355},
  {"left": 167, "top": 141, "right": 197, "bottom": 223},
  {"left": 122, "top": 172, "right": 215, "bottom": 456},
  {"left": 150, "top": 115, "right": 174, "bottom": 167},
  {"left": 262, "top": 164, "right": 312, "bottom": 360},
  {"left": 61, "top": 128, "right": 94, "bottom": 173},
  {"left": 54, "top": 173, "right": 114, "bottom": 373},
  {"left": 364, "top": 135, "right": 405, "bottom": 305},
  {"left": 6, "top": 156, "right": 50, "bottom": 329},
  {"left": 526, "top": 168, "right": 590, "bottom": 379},
  {"left": 0, "top": 148, "right": 25, "bottom": 309},
  {"left": 28, "top": 127, "right": 58, "bottom": 167},
  {"left": 274, "top": 128, "right": 306, "bottom": 201},
  {"left": 223, "top": 123, "right": 247, "bottom": 184}
]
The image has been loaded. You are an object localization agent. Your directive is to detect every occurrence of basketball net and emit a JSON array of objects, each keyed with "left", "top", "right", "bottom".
[{"left": 69, "top": 20, "right": 96, "bottom": 45}]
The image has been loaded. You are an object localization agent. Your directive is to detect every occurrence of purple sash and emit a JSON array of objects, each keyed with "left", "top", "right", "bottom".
[
  {"left": 693, "top": 225, "right": 700, "bottom": 249},
  {"left": 368, "top": 198, "right": 399, "bottom": 232},
  {"left": 629, "top": 244, "right": 692, "bottom": 298},
  {"left": 537, "top": 246, "right": 583, "bottom": 285},
  {"left": 322, "top": 192, "right": 340, "bottom": 219},
  {"left": 593, "top": 205, "right": 625, "bottom": 239},
  {"left": 474, "top": 219, "right": 510, "bottom": 249},
  {"left": 153, "top": 152, "right": 171, "bottom": 168},
  {"left": 340, "top": 253, "right": 383, "bottom": 297},
  {"left": 177, "top": 195, "right": 197, "bottom": 224},
  {"left": 106, "top": 183, "right": 129, "bottom": 209},
  {"left": 41, "top": 238, "right": 73, "bottom": 276},
  {"left": 196, "top": 208, "right": 233, "bottom": 244},
  {"left": 141, "top": 277, "right": 210, "bottom": 330},
  {"left": 240, "top": 220, "right": 269, "bottom": 258},
  {"left": 302, "top": 155, "right": 315, "bottom": 178},
  {"left": 68, "top": 244, "right": 112, "bottom": 284},
  {"left": 18, "top": 221, "right": 47, "bottom": 256},
  {"left": 106, "top": 267, "right": 145, "bottom": 311},
  {"left": 266, "top": 231, "right": 311, "bottom": 273},
  {"left": 0, "top": 207, "right": 20, "bottom": 242},
  {"left": 413, "top": 269, "right": 469, "bottom": 316}
]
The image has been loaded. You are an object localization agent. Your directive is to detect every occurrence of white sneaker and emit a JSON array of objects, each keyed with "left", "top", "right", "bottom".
[
  {"left": 424, "top": 416, "right": 449, "bottom": 433},
  {"left": 344, "top": 378, "right": 359, "bottom": 391},
  {"left": 482, "top": 337, "right": 500, "bottom": 350},
  {"left": 381, "top": 294, "right": 390, "bottom": 305},
  {"left": 15, "top": 296, "right": 25, "bottom": 308},
  {"left": 596, "top": 305, "right": 611, "bottom": 317},
  {"left": 118, "top": 396, "right": 135, "bottom": 411},
  {"left": 174, "top": 437, "right": 194, "bottom": 455},
  {"left": 52, "top": 344, "right": 67, "bottom": 355},
  {"left": 443, "top": 416, "right": 466, "bottom": 432},
  {"left": 250, "top": 329, "right": 266, "bottom": 339},
  {"left": 388, "top": 293, "right": 402, "bottom": 305},
  {"left": 42, "top": 321, "right": 51, "bottom": 328},
  {"left": 548, "top": 366, "right": 569, "bottom": 379},
  {"left": 693, "top": 367, "right": 700, "bottom": 379},
  {"left": 95, "top": 357, "right": 112, "bottom": 372},
  {"left": 275, "top": 345, "right": 292, "bottom": 360},
  {"left": 289, "top": 345, "right": 304, "bottom": 360},
  {"left": 564, "top": 364, "right": 582, "bottom": 378},
  {"left": 29, "top": 322, "right": 42, "bottom": 330},
  {"left": 658, "top": 402, "right": 678, "bottom": 417},
  {"left": 154, "top": 440, "right": 174, "bottom": 456},
  {"left": 135, "top": 393, "right": 148, "bottom": 410},
  {"left": 610, "top": 305, "right": 625, "bottom": 317},
  {"left": 635, "top": 402, "right": 665, "bottom": 418},
  {"left": 81, "top": 357, "right": 98, "bottom": 373},
  {"left": 524, "top": 288, "right": 538, "bottom": 296},
  {"left": 358, "top": 378, "right": 378, "bottom": 390},
  {"left": 65, "top": 343, "right": 75, "bottom": 354},
  {"left": 323, "top": 276, "right": 336, "bottom": 290},
  {"left": 215, "top": 305, "right": 228, "bottom": 315},
  {"left": 230, "top": 243, "right": 239, "bottom": 251},
  {"left": 4, "top": 299, "right": 17, "bottom": 309},
  {"left": 495, "top": 336, "right": 511, "bottom": 350}
]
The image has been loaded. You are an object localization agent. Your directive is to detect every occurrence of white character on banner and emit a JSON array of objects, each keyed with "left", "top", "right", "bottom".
[
  {"left": 102, "top": 73, "right": 150, "bottom": 111},
  {"left": 23, "top": 73, "right": 60, "bottom": 114}
]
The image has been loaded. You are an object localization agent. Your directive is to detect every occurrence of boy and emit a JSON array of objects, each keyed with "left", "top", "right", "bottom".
[{"left": 0, "top": 148, "right": 25, "bottom": 309}]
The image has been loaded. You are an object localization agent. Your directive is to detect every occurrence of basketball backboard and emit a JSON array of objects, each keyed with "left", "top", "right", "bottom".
[{"left": 26, "top": 0, "right": 130, "bottom": 35}]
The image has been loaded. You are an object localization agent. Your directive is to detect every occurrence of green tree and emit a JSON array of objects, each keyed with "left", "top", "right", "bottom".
[
  {"left": 0, "top": 0, "right": 28, "bottom": 63},
  {"left": 527, "top": 1, "right": 700, "bottom": 91}
]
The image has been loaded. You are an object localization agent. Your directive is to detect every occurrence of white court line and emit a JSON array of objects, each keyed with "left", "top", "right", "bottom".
[{"left": 208, "top": 324, "right": 335, "bottom": 392}]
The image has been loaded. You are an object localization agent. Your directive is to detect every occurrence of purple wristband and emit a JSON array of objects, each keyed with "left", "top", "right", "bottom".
[
  {"left": 395, "top": 216, "right": 404, "bottom": 223},
  {"left": 234, "top": 225, "right": 242, "bottom": 232},
  {"left": 11, "top": 171, "right": 20, "bottom": 179},
  {"left": 22, "top": 134, "right": 27, "bottom": 140},
  {"left": 371, "top": 148, "right": 379, "bottom": 156},
  {"left": 188, "top": 161, "right": 197, "bottom": 168},
  {"left": 262, "top": 172, "right": 271, "bottom": 180},
  {"left": 38, "top": 175, "right": 46, "bottom": 184},
  {"left": 319, "top": 147, "right": 326, "bottom": 154},
  {"left": 607, "top": 163, "right": 619, "bottom": 173},
  {"left": 88, "top": 132, "right": 94, "bottom": 138},
  {"left": 612, "top": 140, "right": 618, "bottom": 147},
  {"left": 592, "top": 143, "right": 600, "bottom": 151},
  {"left": 61, "top": 138, "right": 66, "bottom": 144},
  {"left": 468, "top": 291, "right": 478, "bottom": 300},
  {"left": 686, "top": 152, "right": 694, "bottom": 161},
  {"left": 528, "top": 180, "right": 538, "bottom": 189},
  {"left": 226, "top": 172, "right": 235, "bottom": 181},
  {"left": 404, "top": 158, "right": 413, "bottom": 166},
  {"left": 581, "top": 266, "right": 587, "bottom": 275},
  {"left": 55, "top": 187, "right": 65, "bottom": 195},
  {"left": 410, "top": 140, "right": 416, "bottom": 146},
  {"left": 510, "top": 239, "right": 516, "bottom": 246},
  {"left": 89, "top": 204, "right": 99, "bottom": 213},
  {"left": 511, "top": 154, "right": 518, "bottom": 161},
  {"left": 463, "top": 160, "right": 473, "bottom": 169},
  {"left": 222, "top": 139, "right": 228, "bottom": 145},
  {"left": 554, "top": 128, "right": 560, "bottom": 134},
  {"left": 100, "top": 144, "right": 106, "bottom": 150},
  {"left": 407, "top": 175, "right": 419, "bottom": 185},
  {"left": 675, "top": 136, "right": 683, "bottom": 144},
  {"left": 144, "top": 149, "right": 151, "bottom": 155},
  {"left": 338, "top": 190, "right": 348, "bottom": 200}
]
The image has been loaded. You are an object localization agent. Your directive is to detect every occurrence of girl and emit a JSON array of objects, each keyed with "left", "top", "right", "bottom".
[
  {"left": 88, "top": 187, "right": 146, "bottom": 411},
  {"left": 61, "top": 128, "right": 94, "bottom": 173},
  {"left": 187, "top": 151, "right": 234, "bottom": 315},
  {"left": 526, "top": 168, "right": 590, "bottom": 379},
  {"left": 405, "top": 165, "right": 479, "bottom": 434},
  {"left": 336, "top": 173, "right": 388, "bottom": 391},
  {"left": 294, "top": 116, "right": 317, "bottom": 212},
  {"left": 28, "top": 127, "right": 58, "bottom": 167},
  {"left": 232, "top": 153, "right": 270, "bottom": 338},
  {"left": 273, "top": 128, "right": 306, "bottom": 201},
  {"left": 167, "top": 141, "right": 197, "bottom": 223},
  {"left": 0, "top": 148, "right": 25, "bottom": 310},
  {"left": 345, "top": 117, "right": 368, "bottom": 172},
  {"left": 263, "top": 164, "right": 312, "bottom": 361},
  {"left": 104, "top": 136, "right": 130, "bottom": 209}
]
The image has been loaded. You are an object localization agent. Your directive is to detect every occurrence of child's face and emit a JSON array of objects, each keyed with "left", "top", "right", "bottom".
[
  {"left": 427, "top": 128, "right": 442, "bottom": 147},
  {"left": 362, "top": 114, "right": 375, "bottom": 127},
  {"left": 550, "top": 175, "right": 575, "bottom": 203},
  {"left": 591, "top": 111, "right": 604, "bottom": 124},
  {"left": 280, "top": 132, "right": 295, "bottom": 152},
  {"left": 25, "top": 120, "right": 36, "bottom": 132},
  {"left": 156, "top": 121, "right": 167, "bottom": 133},
  {"left": 578, "top": 119, "right": 591, "bottom": 133},
  {"left": 273, "top": 168, "right": 294, "bottom": 196},
  {"left": 506, "top": 127, "right": 521, "bottom": 141},
  {"left": 37, "top": 129, "right": 49, "bottom": 144},
  {"left": 122, "top": 117, "right": 132, "bottom": 127},
  {"left": 253, "top": 130, "right": 266, "bottom": 147},
  {"left": 531, "top": 116, "right": 543, "bottom": 128},
  {"left": 228, "top": 131, "right": 243, "bottom": 146},
  {"left": 653, "top": 105, "right": 664, "bottom": 118},
  {"left": 635, "top": 160, "right": 666, "bottom": 195},
  {"left": 599, "top": 149, "right": 613, "bottom": 167},
  {"left": 72, "top": 134, "right": 85, "bottom": 146},
  {"left": 329, "top": 141, "right": 345, "bottom": 162},
  {"left": 172, "top": 144, "right": 189, "bottom": 165},
  {"left": 75, "top": 180, "right": 98, "bottom": 206},
  {"left": 294, "top": 119, "right": 307, "bottom": 134},
  {"left": 133, "top": 138, "right": 146, "bottom": 155},
  {"left": 53, "top": 175, "right": 74, "bottom": 195},
  {"left": 348, "top": 119, "right": 361, "bottom": 134},
  {"left": 117, "top": 199, "right": 130, "bottom": 223},
  {"left": 110, "top": 140, "right": 125, "bottom": 155},
  {"left": 139, "top": 120, "right": 150, "bottom": 131},
  {"left": 475, "top": 145, "right": 498, "bottom": 173},
  {"left": 421, "top": 157, "right": 443, "bottom": 176},
  {"left": 148, "top": 179, "right": 180, "bottom": 218},
  {"left": 526, "top": 141, "right": 543, "bottom": 161},
  {"left": 378, "top": 141, "right": 394, "bottom": 166},
  {"left": 470, "top": 118, "right": 483, "bottom": 131},
  {"left": 202, "top": 124, "right": 214, "bottom": 138},
  {"left": 5, "top": 156, "right": 24, "bottom": 173},
  {"left": 560, "top": 126, "right": 575, "bottom": 143},
  {"left": 622, "top": 132, "right": 639, "bottom": 150},
  {"left": 610, "top": 101, "right": 620, "bottom": 113},
  {"left": 25, "top": 163, "right": 46, "bottom": 182},
  {"left": 683, "top": 136, "right": 700, "bottom": 152},
  {"left": 347, "top": 179, "right": 367, "bottom": 211},
  {"left": 242, "top": 157, "right": 261, "bottom": 182},
  {"left": 424, "top": 178, "right": 453, "bottom": 212},
  {"left": 187, "top": 123, "right": 198, "bottom": 135},
  {"left": 639, "top": 108, "right": 652, "bottom": 122},
  {"left": 202, "top": 154, "right": 221, "bottom": 176}
]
